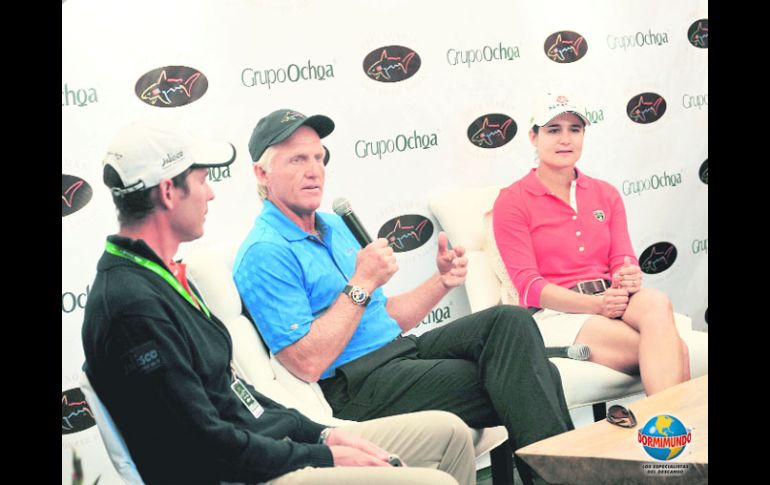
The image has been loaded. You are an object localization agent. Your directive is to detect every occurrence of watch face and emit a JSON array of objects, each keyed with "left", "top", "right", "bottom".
[{"left": 350, "top": 287, "right": 368, "bottom": 304}]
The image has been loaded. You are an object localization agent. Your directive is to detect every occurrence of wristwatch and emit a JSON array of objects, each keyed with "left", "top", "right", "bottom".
[{"left": 342, "top": 284, "right": 371, "bottom": 307}]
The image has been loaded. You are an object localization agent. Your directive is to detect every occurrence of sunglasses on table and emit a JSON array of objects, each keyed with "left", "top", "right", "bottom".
[{"left": 606, "top": 404, "right": 637, "bottom": 428}]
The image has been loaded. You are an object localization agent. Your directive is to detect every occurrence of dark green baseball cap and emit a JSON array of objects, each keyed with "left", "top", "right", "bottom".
[{"left": 248, "top": 109, "right": 335, "bottom": 164}]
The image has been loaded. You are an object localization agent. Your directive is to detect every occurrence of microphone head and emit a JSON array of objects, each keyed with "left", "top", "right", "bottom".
[
  {"left": 332, "top": 197, "right": 352, "bottom": 216},
  {"left": 567, "top": 344, "right": 591, "bottom": 361}
]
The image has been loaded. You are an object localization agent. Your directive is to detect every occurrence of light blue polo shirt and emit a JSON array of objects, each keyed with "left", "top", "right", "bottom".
[{"left": 233, "top": 200, "right": 401, "bottom": 380}]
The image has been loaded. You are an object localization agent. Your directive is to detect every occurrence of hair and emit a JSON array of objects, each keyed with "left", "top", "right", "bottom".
[
  {"left": 531, "top": 112, "right": 586, "bottom": 134},
  {"left": 103, "top": 165, "right": 192, "bottom": 226},
  {"left": 254, "top": 145, "right": 277, "bottom": 201}
]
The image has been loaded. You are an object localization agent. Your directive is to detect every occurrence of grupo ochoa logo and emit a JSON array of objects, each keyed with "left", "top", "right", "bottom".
[
  {"left": 61, "top": 84, "right": 98, "bottom": 107},
  {"left": 241, "top": 60, "right": 334, "bottom": 89},
  {"left": 363, "top": 46, "right": 421, "bottom": 82},
  {"left": 626, "top": 93, "right": 667, "bottom": 124},
  {"left": 62, "top": 174, "right": 93, "bottom": 217},
  {"left": 692, "top": 237, "right": 708, "bottom": 255},
  {"left": 544, "top": 31, "right": 588, "bottom": 63},
  {"left": 699, "top": 159, "right": 708, "bottom": 184},
  {"left": 62, "top": 388, "right": 95, "bottom": 435},
  {"left": 606, "top": 29, "right": 669, "bottom": 51},
  {"left": 207, "top": 165, "right": 231, "bottom": 183},
  {"left": 135, "top": 66, "right": 208, "bottom": 107},
  {"left": 354, "top": 129, "right": 438, "bottom": 160},
  {"left": 688, "top": 19, "right": 708, "bottom": 48},
  {"left": 62, "top": 285, "right": 90, "bottom": 314},
  {"left": 639, "top": 242, "right": 678, "bottom": 274},
  {"left": 467, "top": 114, "right": 517, "bottom": 148},
  {"left": 682, "top": 93, "right": 707, "bottom": 110},
  {"left": 377, "top": 214, "right": 434, "bottom": 253},
  {"left": 418, "top": 305, "right": 451, "bottom": 328},
  {"left": 621, "top": 170, "right": 682, "bottom": 197},
  {"left": 638, "top": 415, "right": 692, "bottom": 462},
  {"left": 446, "top": 42, "right": 520, "bottom": 68}
]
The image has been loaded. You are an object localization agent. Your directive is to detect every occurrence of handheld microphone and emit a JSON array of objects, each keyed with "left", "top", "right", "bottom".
[
  {"left": 332, "top": 197, "right": 372, "bottom": 247},
  {"left": 545, "top": 344, "right": 591, "bottom": 361}
]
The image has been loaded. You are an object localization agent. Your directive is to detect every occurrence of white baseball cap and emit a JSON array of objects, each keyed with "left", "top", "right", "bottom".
[
  {"left": 103, "top": 120, "right": 236, "bottom": 196},
  {"left": 530, "top": 93, "right": 591, "bottom": 127}
]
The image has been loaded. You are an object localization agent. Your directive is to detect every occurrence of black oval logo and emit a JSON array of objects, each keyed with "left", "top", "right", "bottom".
[
  {"left": 62, "top": 174, "right": 93, "bottom": 218},
  {"left": 639, "top": 242, "right": 678, "bottom": 274},
  {"left": 544, "top": 31, "right": 588, "bottom": 63},
  {"left": 699, "top": 159, "right": 708, "bottom": 184},
  {"left": 704, "top": 308, "right": 708, "bottom": 324},
  {"left": 688, "top": 19, "right": 708, "bottom": 48},
  {"left": 467, "top": 114, "right": 517, "bottom": 148},
  {"left": 626, "top": 93, "right": 667, "bottom": 124},
  {"left": 135, "top": 66, "right": 208, "bottom": 107},
  {"left": 363, "top": 46, "right": 421, "bottom": 83},
  {"left": 378, "top": 214, "right": 434, "bottom": 253},
  {"left": 62, "top": 388, "right": 96, "bottom": 435}
]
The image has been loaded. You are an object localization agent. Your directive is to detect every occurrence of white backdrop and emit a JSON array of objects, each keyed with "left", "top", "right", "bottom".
[{"left": 62, "top": 1, "right": 708, "bottom": 482}]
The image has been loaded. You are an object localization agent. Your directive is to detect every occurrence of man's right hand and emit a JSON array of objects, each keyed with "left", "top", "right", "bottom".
[{"left": 351, "top": 238, "right": 399, "bottom": 291}]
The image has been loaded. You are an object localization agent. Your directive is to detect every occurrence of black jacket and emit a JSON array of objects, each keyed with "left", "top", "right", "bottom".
[{"left": 81, "top": 235, "right": 333, "bottom": 485}]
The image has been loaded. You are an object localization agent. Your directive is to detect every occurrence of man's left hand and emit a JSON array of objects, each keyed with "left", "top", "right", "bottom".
[{"left": 436, "top": 232, "right": 468, "bottom": 289}]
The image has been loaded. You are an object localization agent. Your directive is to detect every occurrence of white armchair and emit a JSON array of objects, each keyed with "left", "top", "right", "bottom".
[
  {"left": 428, "top": 186, "right": 708, "bottom": 419},
  {"left": 183, "top": 242, "right": 511, "bottom": 478},
  {"left": 79, "top": 371, "right": 145, "bottom": 485}
]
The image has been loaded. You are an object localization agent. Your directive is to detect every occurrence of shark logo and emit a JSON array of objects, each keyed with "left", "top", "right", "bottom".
[
  {"left": 467, "top": 114, "right": 517, "bottom": 148},
  {"left": 640, "top": 242, "right": 678, "bottom": 274},
  {"left": 363, "top": 46, "right": 422, "bottom": 83},
  {"left": 282, "top": 111, "right": 306, "bottom": 123},
  {"left": 135, "top": 66, "right": 209, "bottom": 108},
  {"left": 688, "top": 19, "right": 708, "bottom": 48},
  {"left": 627, "top": 93, "right": 667, "bottom": 124},
  {"left": 377, "top": 215, "right": 434, "bottom": 253},
  {"left": 699, "top": 159, "right": 708, "bottom": 185},
  {"left": 62, "top": 388, "right": 96, "bottom": 435},
  {"left": 62, "top": 174, "right": 93, "bottom": 218},
  {"left": 544, "top": 31, "right": 588, "bottom": 63}
]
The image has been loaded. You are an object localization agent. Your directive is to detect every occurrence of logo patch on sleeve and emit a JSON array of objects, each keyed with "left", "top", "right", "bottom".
[{"left": 122, "top": 341, "right": 165, "bottom": 376}]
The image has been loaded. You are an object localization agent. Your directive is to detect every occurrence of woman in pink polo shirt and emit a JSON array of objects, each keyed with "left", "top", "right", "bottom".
[{"left": 492, "top": 93, "right": 689, "bottom": 395}]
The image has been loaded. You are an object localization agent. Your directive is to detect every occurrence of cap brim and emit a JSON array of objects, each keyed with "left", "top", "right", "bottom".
[
  {"left": 538, "top": 110, "right": 591, "bottom": 127},
  {"left": 189, "top": 141, "right": 236, "bottom": 169},
  {"left": 270, "top": 114, "right": 336, "bottom": 147}
]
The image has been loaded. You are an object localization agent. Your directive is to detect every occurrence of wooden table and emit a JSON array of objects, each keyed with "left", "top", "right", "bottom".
[{"left": 517, "top": 375, "right": 707, "bottom": 484}]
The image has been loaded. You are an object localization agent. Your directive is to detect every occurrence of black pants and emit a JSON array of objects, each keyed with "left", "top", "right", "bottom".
[{"left": 320, "top": 305, "right": 574, "bottom": 477}]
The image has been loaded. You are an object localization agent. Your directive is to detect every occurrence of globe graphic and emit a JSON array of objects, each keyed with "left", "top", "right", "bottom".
[{"left": 639, "top": 415, "right": 689, "bottom": 461}]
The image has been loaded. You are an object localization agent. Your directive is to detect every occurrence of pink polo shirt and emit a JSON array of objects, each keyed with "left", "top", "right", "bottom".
[{"left": 492, "top": 168, "right": 637, "bottom": 307}]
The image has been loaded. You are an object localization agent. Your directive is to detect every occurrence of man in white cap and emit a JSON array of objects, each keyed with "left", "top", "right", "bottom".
[{"left": 81, "top": 120, "right": 476, "bottom": 485}]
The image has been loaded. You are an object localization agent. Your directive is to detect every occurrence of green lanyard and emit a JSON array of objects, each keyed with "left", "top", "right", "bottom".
[{"left": 105, "top": 241, "right": 211, "bottom": 320}]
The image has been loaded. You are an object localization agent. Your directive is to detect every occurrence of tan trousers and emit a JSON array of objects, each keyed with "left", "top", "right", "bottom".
[{"left": 264, "top": 410, "right": 476, "bottom": 485}]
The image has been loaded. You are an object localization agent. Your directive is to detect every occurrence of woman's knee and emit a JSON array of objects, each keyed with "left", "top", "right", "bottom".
[{"left": 632, "top": 288, "right": 673, "bottom": 313}]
